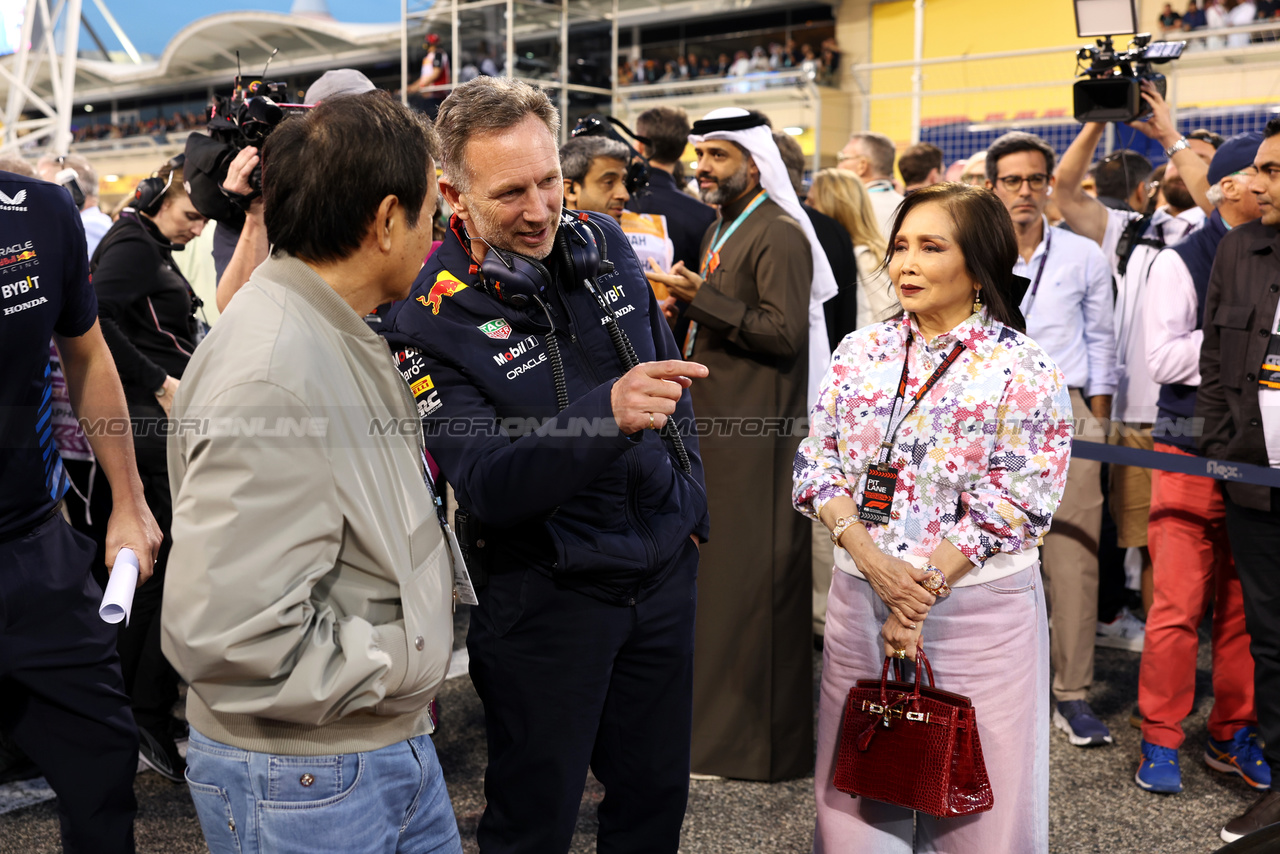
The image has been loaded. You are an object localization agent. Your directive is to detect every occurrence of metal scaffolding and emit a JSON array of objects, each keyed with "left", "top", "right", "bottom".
[
  {"left": 400, "top": 0, "right": 619, "bottom": 143},
  {"left": 2, "top": 0, "right": 83, "bottom": 154}
]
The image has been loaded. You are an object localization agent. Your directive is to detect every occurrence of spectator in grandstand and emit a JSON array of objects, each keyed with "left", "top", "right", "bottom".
[
  {"left": 1057, "top": 91, "right": 1215, "bottom": 641},
  {"left": 728, "top": 50, "right": 752, "bottom": 76},
  {"left": 818, "top": 37, "right": 841, "bottom": 87},
  {"left": 898, "top": 142, "right": 944, "bottom": 195},
  {"left": 646, "top": 107, "right": 834, "bottom": 783},
  {"left": 1183, "top": 0, "right": 1208, "bottom": 28},
  {"left": 561, "top": 134, "right": 677, "bottom": 278},
  {"left": 838, "top": 131, "right": 903, "bottom": 238},
  {"left": 91, "top": 156, "right": 207, "bottom": 784},
  {"left": 1135, "top": 132, "right": 1264, "bottom": 798},
  {"left": 406, "top": 32, "right": 450, "bottom": 119},
  {"left": 37, "top": 153, "right": 112, "bottom": 255},
  {"left": 795, "top": 182, "right": 1071, "bottom": 854},
  {"left": 1205, "top": 0, "right": 1229, "bottom": 48},
  {"left": 1227, "top": 0, "right": 1259, "bottom": 46},
  {"left": 659, "top": 60, "right": 680, "bottom": 82},
  {"left": 769, "top": 42, "right": 791, "bottom": 69},
  {"left": 0, "top": 152, "right": 34, "bottom": 177},
  {"left": 162, "top": 93, "right": 461, "bottom": 854},
  {"left": 1161, "top": 2, "right": 1184, "bottom": 31},
  {"left": 382, "top": 76, "right": 707, "bottom": 852},
  {"left": 1196, "top": 116, "right": 1280, "bottom": 844},
  {"left": 0, "top": 157, "right": 162, "bottom": 854},
  {"left": 807, "top": 168, "right": 895, "bottom": 330},
  {"left": 960, "top": 151, "right": 988, "bottom": 186},
  {"left": 986, "top": 130, "right": 1119, "bottom": 747},
  {"left": 629, "top": 106, "right": 717, "bottom": 274}
]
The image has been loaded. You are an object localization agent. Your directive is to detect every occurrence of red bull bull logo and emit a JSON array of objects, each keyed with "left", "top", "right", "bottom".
[{"left": 418, "top": 271, "right": 469, "bottom": 315}]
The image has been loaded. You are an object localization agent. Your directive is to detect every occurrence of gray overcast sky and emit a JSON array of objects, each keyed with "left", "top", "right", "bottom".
[{"left": 93, "top": 1, "right": 401, "bottom": 56}]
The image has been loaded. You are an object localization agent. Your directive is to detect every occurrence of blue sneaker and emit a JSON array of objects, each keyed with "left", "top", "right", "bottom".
[
  {"left": 1135, "top": 741, "right": 1182, "bottom": 793},
  {"left": 1206, "top": 726, "right": 1272, "bottom": 790},
  {"left": 1052, "top": 700, "right": 1114, "bottom": 747}
]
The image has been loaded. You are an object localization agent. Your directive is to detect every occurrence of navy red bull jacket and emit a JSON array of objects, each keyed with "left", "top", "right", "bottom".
[{"left": 381, "top": 212, "right": 709, "bottom": 604}]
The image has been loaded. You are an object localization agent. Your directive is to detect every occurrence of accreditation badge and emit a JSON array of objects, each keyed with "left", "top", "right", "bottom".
[{"left": 858, "top": 465, "right": 898, "bottom": 525}]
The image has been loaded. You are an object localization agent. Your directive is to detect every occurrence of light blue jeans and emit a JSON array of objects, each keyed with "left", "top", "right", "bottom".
[{"left": 185, "top": 728, "right": 463, "bottom": 854}]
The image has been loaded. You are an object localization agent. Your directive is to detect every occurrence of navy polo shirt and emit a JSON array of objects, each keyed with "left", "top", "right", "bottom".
[{"left": 0, "top": 171, "right": 98, "bottom": 539}]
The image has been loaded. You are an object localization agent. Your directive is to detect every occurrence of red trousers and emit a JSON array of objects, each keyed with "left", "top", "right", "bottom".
[{"left": 1139, "top": 443, "right": 1255, "bottom": 748}]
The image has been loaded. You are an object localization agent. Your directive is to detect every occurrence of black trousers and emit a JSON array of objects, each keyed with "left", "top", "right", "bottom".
[
  {"left": 467, "top": 542, "right": 698, "bottom": 854},
  {"left": 0, "top": 515, "right": 138, "bottom": 853},
  {"left": 1224, "top": 495, "right": 1280, "bottom": 780},
  {"left": 70, "top": 446, "right": 179, "bottom": 730}
]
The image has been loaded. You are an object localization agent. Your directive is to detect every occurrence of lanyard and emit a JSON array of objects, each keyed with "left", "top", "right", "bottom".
[
  {"left": 876, "top": 334, "right": 966, "bottom": 465},
  {"left": 684, "top": 190, "right": 769, "bottom": 359},
  {"left": 1021, "top": 227, "right": 1053, "bottom": 319},
  {"left": 421, "top": 449, "right": 448, "bottom": 528},
  {"left": 700, "top": 190, "right": 769, "bottom": 278}
]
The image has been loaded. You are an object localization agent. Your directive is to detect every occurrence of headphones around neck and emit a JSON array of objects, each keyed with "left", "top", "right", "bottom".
[
  {"left": 132, "top": 153, "right": 186, "bottom": 217},
  {"left": 475, "top": 211, "right": 613, "bottom": 308}
]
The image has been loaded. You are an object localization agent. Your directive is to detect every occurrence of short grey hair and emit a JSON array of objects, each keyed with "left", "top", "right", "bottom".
[
  {"left": 985, "top": 132, "right": 1057, "bottom": 185},
  {"left": 36, "top": 152, "right": 99, "bottom": 198},
  {"left": 848, "top": 131, "right": 896, "bottom": 180},
  {"left": 559, "top": 136, "right": 630, "bottom": 185},
  {"left": 436, "top": 76, "right": 560, "bottom": 192},
  {"left": 1206, "top": 182, "right": 1225, "bottom": 207},
  {"left": 0, "top": 154, "right": 36, "bottom": 178}
]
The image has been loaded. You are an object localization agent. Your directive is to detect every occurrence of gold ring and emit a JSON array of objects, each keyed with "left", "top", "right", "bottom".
[
  {"left": 894, "top": 648, "right": 908, "bottom": 660},
  {"left": 649, "top": 412, "right": 656, "bottom": 430}
]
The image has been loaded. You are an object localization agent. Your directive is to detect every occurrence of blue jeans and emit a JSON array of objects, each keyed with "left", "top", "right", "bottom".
[{"left": 185, "top": 728, "right": 462, "bottom": 854}]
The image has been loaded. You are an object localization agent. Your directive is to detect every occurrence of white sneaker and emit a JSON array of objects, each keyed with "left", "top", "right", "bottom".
[{"left": 1096, "top": 606, "right": 1145, "bottom": 652}]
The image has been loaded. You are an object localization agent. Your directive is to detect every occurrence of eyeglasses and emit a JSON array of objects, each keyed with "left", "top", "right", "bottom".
[
  {"left": 995, "top": 173, "right": 1049, "bottom": 192},
  {"left": 960, "top": 172, "right": 987, "bottom": 186}
]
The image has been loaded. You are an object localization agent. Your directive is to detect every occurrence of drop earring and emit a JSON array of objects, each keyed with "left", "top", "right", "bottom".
[{"left": 972, "top": 289, "right": 983, "bottom": 314}]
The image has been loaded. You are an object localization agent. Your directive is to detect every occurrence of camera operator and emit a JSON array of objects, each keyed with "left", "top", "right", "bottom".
[
  {"left": 90, "top": 156, "right": 207, "bottom": 782},
  {"left": 1056, "top": 83, "right": 1218, "bottom": 626},
  {"left": 213, "top": 69, "right": 378, "bottom": 312},
  {"left": 382, "top": 75, "right": 709, "bottom": 854}
]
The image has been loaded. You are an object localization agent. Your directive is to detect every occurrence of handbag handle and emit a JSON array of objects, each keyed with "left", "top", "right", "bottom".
[{"left": 878, "top": 647, "right": 935, "bottom": 705}]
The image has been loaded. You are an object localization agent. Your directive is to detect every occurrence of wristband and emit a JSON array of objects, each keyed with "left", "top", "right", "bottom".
[
  {"left": 1164, "top": 137, "right": 1190, "bottom": 159},
  {"left": 919, "top": 564, "right": 952, "bottom": 598}
]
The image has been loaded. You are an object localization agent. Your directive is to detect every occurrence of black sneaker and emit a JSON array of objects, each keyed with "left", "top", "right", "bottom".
[
  {"left": 137, "top": 723, "right": 186, "bottom": 783},
  {"left": 1221, "top": 790, "right": 1280, "bottom": 843}
]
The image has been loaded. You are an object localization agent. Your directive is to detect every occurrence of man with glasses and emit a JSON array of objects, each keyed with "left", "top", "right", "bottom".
[
  {"left": 837, "top": 131, "right": 902, "bottom": 238},
  {"left": 1198, "top": 118, "right": 1280, "bottom": 842},
  {"left": 959, "top": 151, "right": 987, "bottom": 186},
  {"left": 986, "top": 130, "right": 1119, "bottom": 748},
  {"left": 1134, "top": 133, "right": 1265, "bottom": 799},
  {"left": 1057, "top": 88, "right": 1218, "bottom": 664}
]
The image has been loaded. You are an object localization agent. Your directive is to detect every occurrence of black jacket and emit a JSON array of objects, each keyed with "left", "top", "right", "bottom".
[
  {"left": 91, "top": 212, "right": 198, "bottom": 405},
  {"left": 625, "top": 168, "right": 717, "bottom": 273},
  {"left": 382, "top": 213, "right": 709, "bottom": 604},
  {"left": 804, "top": 203, "right": 858, "bottom": 347},
  {"left": 1196, "top": 219, "right": 1280, "bottom": 510}
]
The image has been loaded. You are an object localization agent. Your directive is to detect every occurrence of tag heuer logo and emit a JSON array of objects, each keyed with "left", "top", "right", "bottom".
[{"left": 478, "top": 318, "right": 512, "bottom": 340}]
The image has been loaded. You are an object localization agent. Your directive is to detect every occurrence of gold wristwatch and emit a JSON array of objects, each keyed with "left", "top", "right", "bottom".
[{"left": 829, "top": 513, "right": 859, "bottom": 545}]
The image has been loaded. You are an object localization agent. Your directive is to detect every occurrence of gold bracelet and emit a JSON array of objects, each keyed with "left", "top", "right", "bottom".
[
  {"left": 920, "top": 564, "right": 952, "bottom": 598},
  {"left": 829, "top": 513, "right": 859, "bottom": 545}
]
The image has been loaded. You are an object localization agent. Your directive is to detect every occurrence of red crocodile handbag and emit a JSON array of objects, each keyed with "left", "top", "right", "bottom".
[{"left": 832, "top": 648, "right": 993, "bottom": 818}]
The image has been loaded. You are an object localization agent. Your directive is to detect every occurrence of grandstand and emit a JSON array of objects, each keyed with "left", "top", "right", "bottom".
[{"left": 1, "top": 0, "right": 1279, "bottom": 203}]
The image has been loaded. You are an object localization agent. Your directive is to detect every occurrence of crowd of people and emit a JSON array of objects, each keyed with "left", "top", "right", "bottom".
[
  {"left": 620, "top": 37, "right": 841, "bottom": 86},
  {"left": 71, "top": 112, "right": 205, "bottom": 144},
  {"left": 1159, "top": 0, "right": 1280, "bottom": 45},
  {"left": 4, "top": 59, "right": 1280, "bottom": 854}
]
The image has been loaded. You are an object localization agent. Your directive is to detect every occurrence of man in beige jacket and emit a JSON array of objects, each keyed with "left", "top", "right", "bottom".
[{"left": 161, "top": 93, "right": 462, "bottom": 853}]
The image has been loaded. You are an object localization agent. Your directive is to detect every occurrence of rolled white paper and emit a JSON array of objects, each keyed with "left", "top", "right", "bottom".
[{"left": 99, "top": 548, "right": 140, "bottom": 625}]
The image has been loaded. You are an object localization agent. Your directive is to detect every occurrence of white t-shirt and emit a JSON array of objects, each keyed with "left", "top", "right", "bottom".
[{"left": 1260, "top": 299, "right": 1280, "bottom": 466}]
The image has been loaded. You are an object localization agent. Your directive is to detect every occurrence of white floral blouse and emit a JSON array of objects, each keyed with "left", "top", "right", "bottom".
[{"left": 793, "top": 310, "right": 1073, "bottom": 572}]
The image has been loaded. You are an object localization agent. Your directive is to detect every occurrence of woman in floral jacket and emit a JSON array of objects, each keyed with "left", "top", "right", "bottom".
[{"left": 793, "top": 183, "right": 1072, "bottom": 853}]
